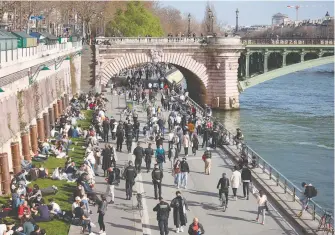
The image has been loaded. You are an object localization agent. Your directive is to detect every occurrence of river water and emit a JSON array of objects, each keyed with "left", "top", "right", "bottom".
[{"left": 214, "top": 63, "right": 334, "bottom": 210}]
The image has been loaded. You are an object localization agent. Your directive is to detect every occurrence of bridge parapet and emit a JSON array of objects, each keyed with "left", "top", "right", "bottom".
[
  {"left": 242, "top": 38, "right": 334, "bottom": 45},
  {"left": 96, "top": 36, "right": 206, "bottom": 45}
]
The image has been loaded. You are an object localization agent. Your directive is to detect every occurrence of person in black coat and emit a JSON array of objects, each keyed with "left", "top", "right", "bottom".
[
  {"left": 133, "top": 142, "right": 144, "bottom": 173},
  {"left": 116, "top": 126, "right": 124, "bottom": 152},
  {"left": 170, "top": 191, "right": 189, "bottom": 233},
  {"left": 101, "top": 144, "right": 112, "bottom": 177},
  {"left": 153, "top": 197, "right": 171, "bottom": 235},
  {"left": 144, "top": 143, "right": 154, "bottom": 173},
  {"left": 241, "top": 165, "right": 252, "bottom": 200},
  {"left": 102, "top": 119, "right": 110, "bottom": 142},
  {"left": 188, "top": 217, "right": 205, "bottom": 235}
]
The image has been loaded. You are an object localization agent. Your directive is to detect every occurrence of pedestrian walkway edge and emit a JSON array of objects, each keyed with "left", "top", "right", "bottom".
[{"left": 221, "top": 144, "right": 317, "bottom": 235}]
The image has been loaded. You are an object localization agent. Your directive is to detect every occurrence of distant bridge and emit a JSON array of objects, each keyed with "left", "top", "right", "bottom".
[{"left": 239, "top": 38, "right": 334, "bottom": 91}]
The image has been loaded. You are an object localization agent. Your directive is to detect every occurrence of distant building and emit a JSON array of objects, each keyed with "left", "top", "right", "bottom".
[
  {"left": 272, "top": 13, "right": 291, "bottom": 26},
  {"left": 0, "top": 12, "right": 16, "bottom": 30}
]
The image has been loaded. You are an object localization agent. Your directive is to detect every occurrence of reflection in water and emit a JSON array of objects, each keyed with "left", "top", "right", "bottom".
[{"left": 213, "top": 110, "right": 240, "bottom": 134}]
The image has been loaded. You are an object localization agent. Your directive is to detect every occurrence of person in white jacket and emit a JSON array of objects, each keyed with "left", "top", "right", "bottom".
[
  {"left": 183, "top": 132, "right": 190, "bottom": 156},
  {"left": 256, "top": 190, "right": 268, "bottom": 225},
  {"left": 111, "top": 121, "right": 118, "bottom": 140},
  {"left": 230, "top": 166, "right": 241, "bottom": 200}
]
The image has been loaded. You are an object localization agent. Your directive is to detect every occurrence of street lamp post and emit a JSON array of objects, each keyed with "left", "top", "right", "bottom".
[
  {"left": 208, "top": 9, "right": 214, "bottom": 35},
  {"left": 188, "top": 13, "right": 191, "bottom": 37},
  {"left": 235, "top": 8, "right": 239, "bottom": 33}
]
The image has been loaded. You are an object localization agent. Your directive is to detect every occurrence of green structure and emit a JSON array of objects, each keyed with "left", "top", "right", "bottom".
[
  {"left": 11, "top": 31, "right": 37, "bottom": 48},
  {"left": 238, "top": 39, "right": 334, "bottom": 91}
]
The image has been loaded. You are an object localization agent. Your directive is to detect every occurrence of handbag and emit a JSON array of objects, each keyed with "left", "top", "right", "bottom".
[{"left": 251, "top": 183, "right": 257, "bottom": 194}]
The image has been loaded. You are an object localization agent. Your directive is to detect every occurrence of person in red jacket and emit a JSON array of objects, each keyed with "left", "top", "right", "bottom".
[{"left": 188, "top": 217, "right": 205, "bottom": 235}]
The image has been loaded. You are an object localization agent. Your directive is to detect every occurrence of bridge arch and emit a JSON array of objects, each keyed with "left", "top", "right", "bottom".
[{"left": 99, "top": 52, "right": 209, "bottom": 103}]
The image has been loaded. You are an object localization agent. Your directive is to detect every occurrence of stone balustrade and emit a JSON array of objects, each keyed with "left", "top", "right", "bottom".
[
  {"left": 241, "top": 38, "right": 334, "bottom": 45},
  {"left": 96, "top": 36, "right": 334, "bottom": 46}
]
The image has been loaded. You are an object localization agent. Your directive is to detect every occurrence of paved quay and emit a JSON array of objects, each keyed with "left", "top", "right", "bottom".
[{"left": 70, "top": 91, "right": 299, "bottom": 235}]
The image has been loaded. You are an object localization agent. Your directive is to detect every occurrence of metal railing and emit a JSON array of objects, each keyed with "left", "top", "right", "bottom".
[
  {"left": 183, "top": 92, "right": 333, "bottom": 227},
  {"left": 242, "top": 38, "right": 334, "bottom": 45}
]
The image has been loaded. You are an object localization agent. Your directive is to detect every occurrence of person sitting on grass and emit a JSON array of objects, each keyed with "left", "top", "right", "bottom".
[
  {"left": 27, "top": 185, "right": 42, "bottom": 206},
  {"left": 18, "top": 200, "right": 31, "bottom": 220},
  {"left": 30, "top": 225, "right": 41, "bottom": 235},
  {"left": 31, "top": 199, "right": 51, "bottom": 222},
  {"left": 48, "top": 198, "right": 62, "bottom": 217},
  {"left": 16, "top": 215, "right": 35, "bottom": 235}
]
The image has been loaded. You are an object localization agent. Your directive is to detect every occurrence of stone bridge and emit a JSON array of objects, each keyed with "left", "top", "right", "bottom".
[{"left": 95, "top": 37, "right": 334, "bottom": 110}]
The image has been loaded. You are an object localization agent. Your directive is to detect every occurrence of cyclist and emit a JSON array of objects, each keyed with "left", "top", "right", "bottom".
[
  {"left": 297, "top": 182, "right": 317, "bottom": 217},
  {"left": 217, "top": 173, "right": 230, "bottom": 208}
]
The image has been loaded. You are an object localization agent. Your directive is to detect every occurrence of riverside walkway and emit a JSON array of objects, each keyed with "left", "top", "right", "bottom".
[{"left": 69, "top": 92, "right": 299, "bottom": 235}]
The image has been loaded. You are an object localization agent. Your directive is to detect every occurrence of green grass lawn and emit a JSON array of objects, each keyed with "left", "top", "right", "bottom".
[{"left": 1, "top": 110, "right": 93, "bottom": 235}]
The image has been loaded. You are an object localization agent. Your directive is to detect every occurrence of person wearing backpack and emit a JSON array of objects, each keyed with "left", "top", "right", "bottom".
[
  {"left": 297, "top": 182, "right": 317, "bottom": 217},
  {"left": 155, "top": 145, "right": 166, "bottom": 170}
]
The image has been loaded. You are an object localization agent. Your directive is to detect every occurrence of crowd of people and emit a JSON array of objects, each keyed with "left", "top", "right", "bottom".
[{"left": 0, "top": 62, "right": 318, "bottom": 235}]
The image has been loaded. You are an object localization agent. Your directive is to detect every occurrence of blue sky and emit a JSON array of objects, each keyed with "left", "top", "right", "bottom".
[{"left": 160, "top": 1, "right": 334, "bottom": 26}]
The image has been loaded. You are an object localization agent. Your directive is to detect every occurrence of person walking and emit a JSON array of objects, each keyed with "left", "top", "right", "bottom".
[
  {"left": 101, "top": 144, "right": 112, "bottom": 177},
  {"left": 116, "top": 125, "right": 124, "bottom": 152},
  {"left": 168, "top": 131, "right": 175, "bottom": 149},
  {"left": 170, "top": 191, "right": 189, "bottom": 233},
  {"left": 183, "top": 131, "right": 190, "bottom": 156},
  {"left": 152, "top": 164, "right": 164, "bottom": 200},
  {"left": 155, "top": 144, "right": 166, "bottom": 170},
  {"left": 110, "top": 119, "right": 117, "bottom": 140},
  {"left": 230, "top": 166, "right": 242, "bottom": 200},
  {"left": 144, "top": 143, "right": 154, "bottom": 173},
  {"left": 105, "top": 167, "right": 117, "bottom": 204},
  {"left": 256, "top": 190, "right": 268, "bottom": 225},
  {"left": 176, "top": 127, "right": 183, "bottom": 153},
  {"left": 133, "top": 119, "right": 140, "bottom": 142},
  {"left": 173, "top": 157, "right": 182, "bottom": 188},
  {"left": 123, "top": 161, "right": 137, "bottom": 200},
  {"left": 97, "top": 195, "right": 108, "bottom": 234},
  {"left": 180, "top": 158, "right": 190, "bottom": 189},
  {"left": 133, "top": 142, "right": 145, "bottom": 173},
  {"left": 202, "top": 147, "right": 212, "bottom": 175},
  {"left": 241, "top": 165, "right": 252, "bottom": 200},
  {"left": 188, "top": 217, "right": 205, "bottom": 235},
  {"left": 102, "top": 118, "right": 110, "bottom": 143},
  {"left": 126, "top": 126, "right": 133, "bottom": 153},
  {"left": 153, "top": 197, "right": 171, "bottom": 235},
  {"left": 191, "top": 134, "right": 199, "bottom": 156},
  {"left": 217, "top": 173, "right": 230, "bottom": 207}
]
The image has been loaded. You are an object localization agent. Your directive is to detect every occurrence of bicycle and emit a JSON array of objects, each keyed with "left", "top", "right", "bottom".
[
  {"left": 133, "top": 192, "right": 145, "bottom": 217},
  {"left": 318, "top": 210, "right": 334, "bottom": 234}
]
